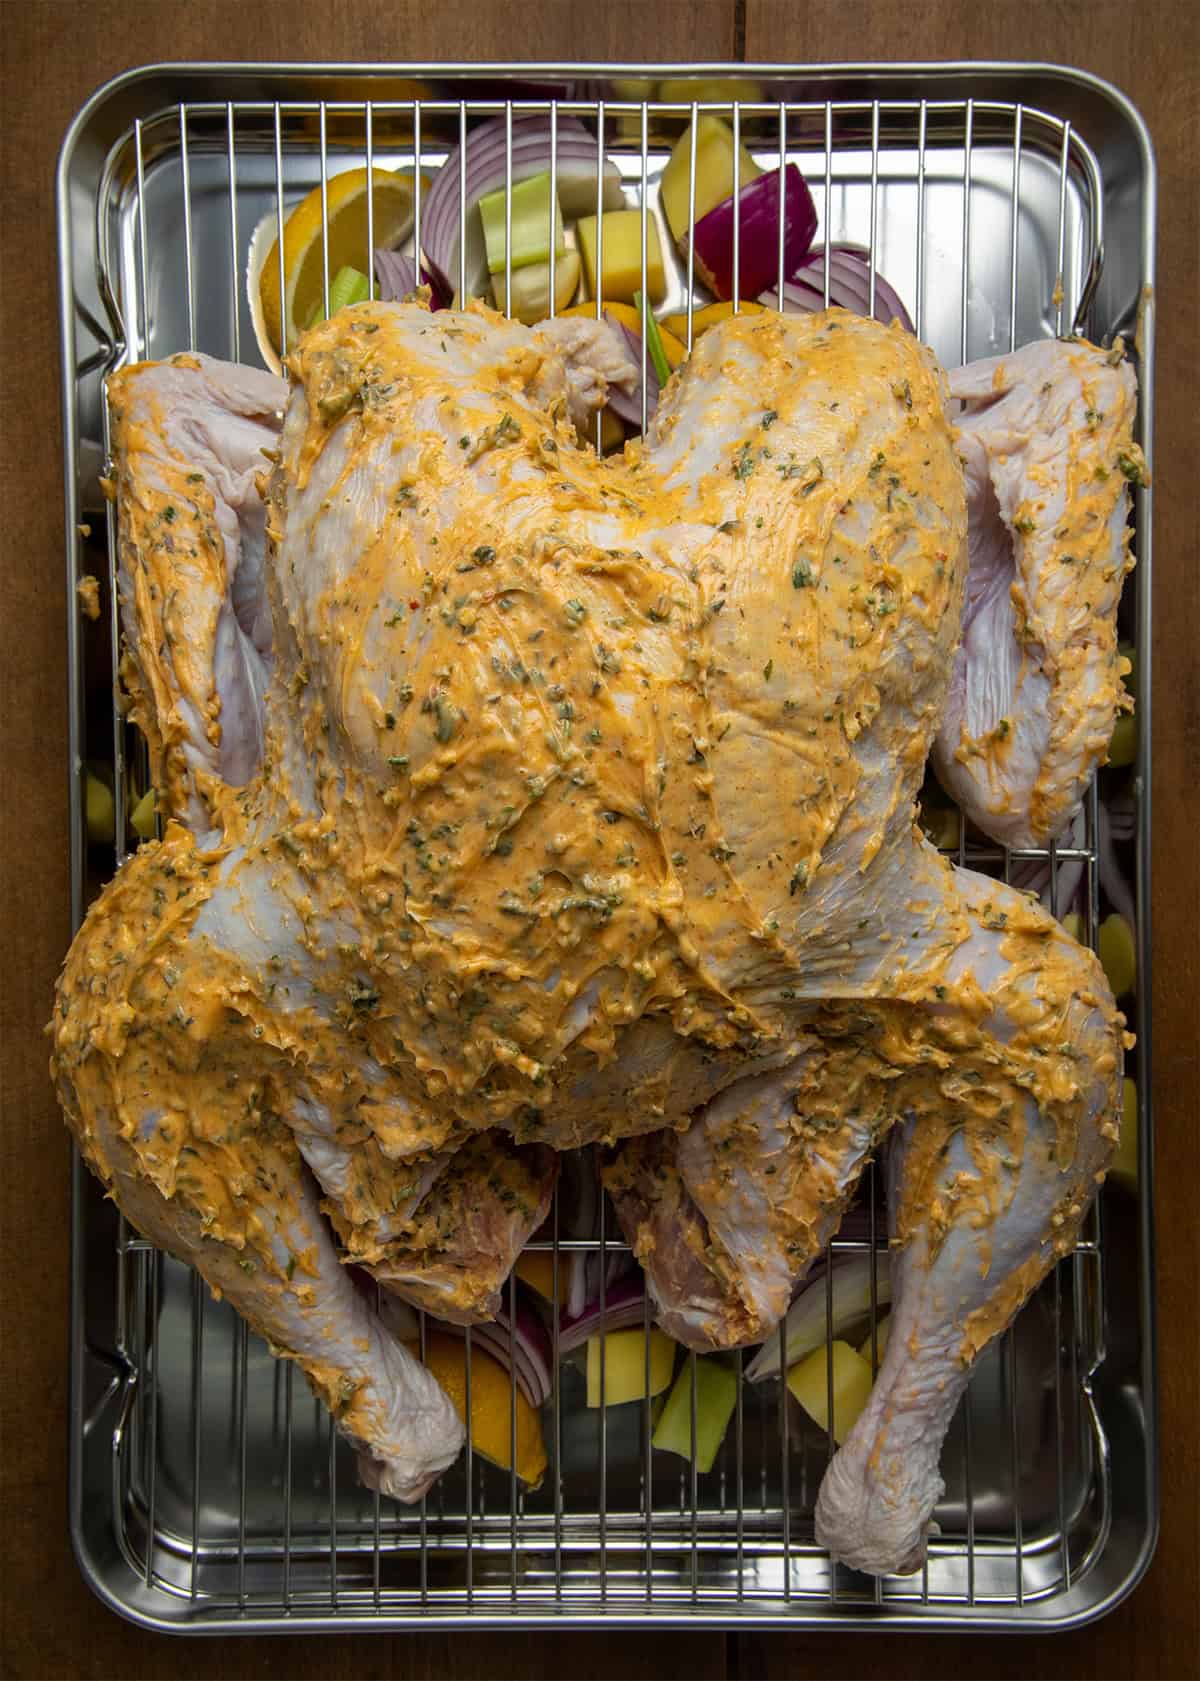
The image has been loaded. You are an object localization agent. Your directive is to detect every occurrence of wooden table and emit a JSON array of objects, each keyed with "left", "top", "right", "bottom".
[{"left": 2, "top": 4, "right": 1196, "bottom": 1676}]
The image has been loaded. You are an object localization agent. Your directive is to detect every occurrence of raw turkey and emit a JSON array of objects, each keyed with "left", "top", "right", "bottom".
[{"left": 55, "top": 299, "right": 1129, "bottom": 1569}]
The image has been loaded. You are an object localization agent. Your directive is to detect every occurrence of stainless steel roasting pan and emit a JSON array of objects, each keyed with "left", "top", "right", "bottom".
[{"left": 57, "top": 61, "right": 1156, "bottom": 1632}]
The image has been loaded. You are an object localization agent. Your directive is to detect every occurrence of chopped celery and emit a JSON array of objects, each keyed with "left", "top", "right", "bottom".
[
  {"left": 303, "top": 265, "right": 372, "bottom": 332},
  {"left": 652, "top": 1355, "right": 737, "bottom": 1473},
  {"left": 585, "top": 1327, "right": 675, "bottom": 1407},
  {"left": 327, "top": 264, "right": 371, "bottom": 314},
  {"left": 478, "top": 171, "right": 565, "bottom": 275},
  {"left": 634, "top": 291, "right": 672, "bottom": 387}
]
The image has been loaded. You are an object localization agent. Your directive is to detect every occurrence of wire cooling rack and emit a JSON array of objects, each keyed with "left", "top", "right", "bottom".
[{"left": 58, "top": 63, "right": 1156, "bottom": 1631}]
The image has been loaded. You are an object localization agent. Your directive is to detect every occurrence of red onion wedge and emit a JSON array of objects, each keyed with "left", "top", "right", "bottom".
[
  {"left": 744, "top": 1252, "right": 892, "bottom": 1382},
  {"left": 429, "top": 1289, "right": 554, "bottom": 1410},
  {"left": 372, "top": 249, "right": 448, "bottom": 307},
  {"left": 559, "top": 1273, "right": 648, "bottom": 1355},
  {"left": 760, "top": 242, "right": 914, "bottom": 331},
  {"left": 419, "top": 115, "right": 624, "bottom": 304},
  {"left": 602, "top": 309, "right": 659, "bottom": 431},
  {"left": 691, "top": 165, "right": 817, "bottom": 302}
]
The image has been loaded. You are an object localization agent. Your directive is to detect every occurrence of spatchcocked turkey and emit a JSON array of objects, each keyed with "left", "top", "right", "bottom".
[{"left": 53, "top": 300, "right": 1132, "bottom": 1574}]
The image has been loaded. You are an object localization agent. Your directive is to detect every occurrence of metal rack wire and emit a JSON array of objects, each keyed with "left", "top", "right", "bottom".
[{"left": 62, "top": 66, "right": 1153, "bottom": 1631}]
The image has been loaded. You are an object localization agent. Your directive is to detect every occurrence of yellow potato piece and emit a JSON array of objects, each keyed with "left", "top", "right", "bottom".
[
  {"left": 575, "top": 211, "right": 667, "bottom": 305},
  {"left": 586, "top": 1327, "right": 676, "bottom": 1407},
  {"left": 786, "top": 1340, "right": 875, "bottom": 1444},
  {"left": 1107, "top": 710, "right": 1136, "bottom": 767},
  {"left": 656, "top": 77, "right": 764, "bottom": 107},
  {"left": 659, "top": 115, "right": 762, "bottom": 245},
  {"left": 599, "top": 406, "right": 627, "bottom": 454}
]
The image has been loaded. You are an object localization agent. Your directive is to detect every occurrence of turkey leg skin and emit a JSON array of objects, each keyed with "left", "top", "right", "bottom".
[
  {"left": 606, "top": 1049, "right": 879, "bottom": 1349},
  {"left": 813, "top": 871, "right": 1122, "bottom": 1575},
  {"left": 52, "top": 831, "right": 463, "bottom": 1500},
  {"left": 609, "top": 862, "right": 1121, "bottom": 1372}
]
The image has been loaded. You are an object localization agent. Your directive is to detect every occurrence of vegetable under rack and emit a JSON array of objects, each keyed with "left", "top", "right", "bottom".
[{"left": 61, "top": 64, "right": 1155, "bottom": 1633}]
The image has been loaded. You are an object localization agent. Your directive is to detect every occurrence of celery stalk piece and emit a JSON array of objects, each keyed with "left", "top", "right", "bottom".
[
  {"left": 635, "top": 290, "right": 672, "bottom": 387},
  {"left": 478, "top": 171, "right": 565, "bottom": 276},
  {"left": 327, "top": 264, "right": 372, "bottom": 315},
  {"left": 652, "top": 1355, "right": 737, "bottom": 1473},
  {"left": 304, "top": 266, "right": 371, "bottom": 332}
]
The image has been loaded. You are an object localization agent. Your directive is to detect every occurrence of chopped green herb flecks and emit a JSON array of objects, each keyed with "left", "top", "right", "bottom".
[{"left": 1117, "top": 451, "right": 1146, "bottom": 486}]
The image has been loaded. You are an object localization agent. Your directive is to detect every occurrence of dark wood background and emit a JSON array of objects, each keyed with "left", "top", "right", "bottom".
[{"left": 2, "top": 4, "right": 1196, "bottom": 1677}]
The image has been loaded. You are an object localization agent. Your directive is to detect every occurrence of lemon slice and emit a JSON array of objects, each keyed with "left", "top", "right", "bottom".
[
  {"left": 258, "top": 166, "right": 417, "bottom": 357},
  {"left": 410, "top": 1330, "right": 547, "bottom": 1488}
]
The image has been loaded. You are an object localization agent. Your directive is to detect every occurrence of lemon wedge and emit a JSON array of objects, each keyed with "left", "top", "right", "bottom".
[
  {"left": 410, "top": 1330, "right": 547, "bottom": 1489},
  {"left": 258, "top": 166, "right": 417, "bottom": 357}
]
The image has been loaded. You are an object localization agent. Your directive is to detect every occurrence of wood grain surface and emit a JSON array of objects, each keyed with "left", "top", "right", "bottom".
[{"left": 1, "top": 4, "right": 1196, "bottom": 1677}]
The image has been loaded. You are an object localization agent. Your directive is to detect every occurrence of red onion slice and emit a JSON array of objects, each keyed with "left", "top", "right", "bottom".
[
  {"left": 745, "top": 1252, "right": 892, "bottom": 1382},
  {"left": 431, "top": 1289, "right": 554, "bottom": 1409},
  {"left": 761, "top": 242, "right": 914, "bottom": 331},
  {"left": 559, "top": 1274, "right": 649, "bottom": 1354},
  {"left": 691, "top": 165, "right": 817, "bottom": 302},
  {"left": 373, "top": 249, "right": 447, "bottom": 307},
  {"left": 603, "top": 309, "right": 658, "bottom": 431}
]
